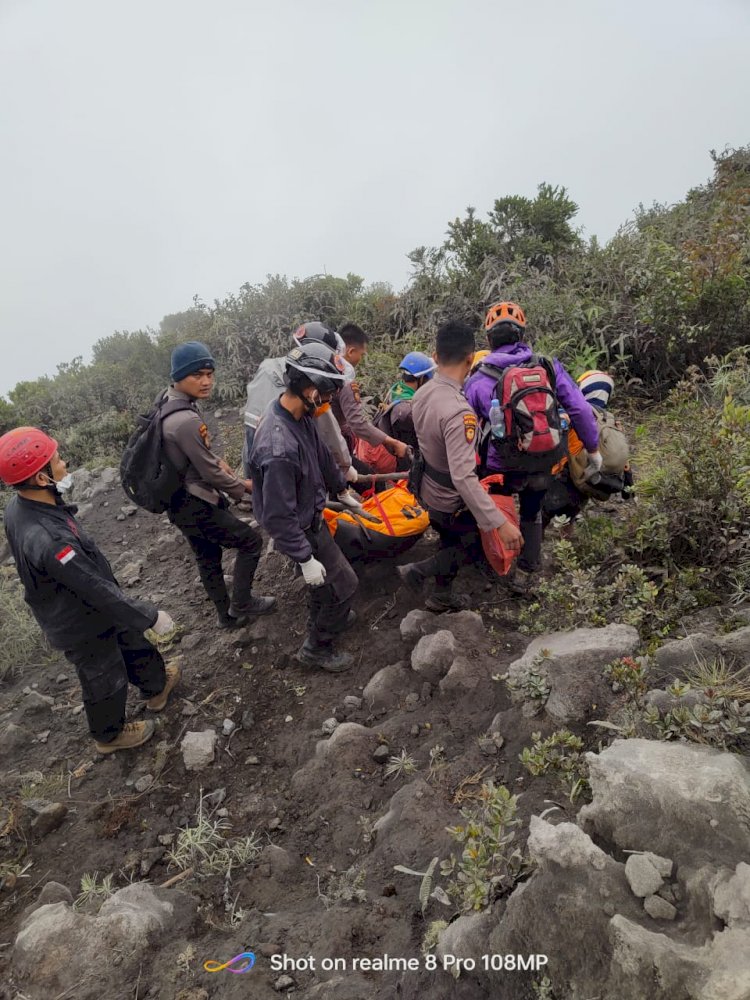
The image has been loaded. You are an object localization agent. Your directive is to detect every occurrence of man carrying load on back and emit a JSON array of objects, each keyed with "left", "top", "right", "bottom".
[
  {"left": 465, "top": 302, "right": 601, "bottom": 595},
  {"left": 543, "top": 370, "right": 633, "bottom": 528},
  {"left": 397, "top": 320, "right": 522, "bottom": 612}
]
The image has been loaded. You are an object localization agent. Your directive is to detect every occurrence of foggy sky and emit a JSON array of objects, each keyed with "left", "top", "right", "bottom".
[{"left": 1, "top": 0, "right": 748, "bottom": 395}]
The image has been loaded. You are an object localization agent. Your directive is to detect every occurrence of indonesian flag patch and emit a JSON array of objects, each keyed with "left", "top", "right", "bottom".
[{"left": 55, "top": 545, "right": 76, "bottom": 565}]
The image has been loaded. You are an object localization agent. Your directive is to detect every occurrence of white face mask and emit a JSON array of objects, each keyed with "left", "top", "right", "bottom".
[{"left": 54, "top": 473, "right": 74, "bottom": 493}]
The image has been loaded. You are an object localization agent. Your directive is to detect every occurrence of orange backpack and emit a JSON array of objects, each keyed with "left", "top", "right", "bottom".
[{"left": 324, "top": 481, "right": 429, "bottom": 562}]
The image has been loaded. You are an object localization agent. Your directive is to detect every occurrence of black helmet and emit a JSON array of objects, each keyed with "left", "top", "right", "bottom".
[
  {"left": 292, "top": 321, "right": 339, "bottom": 353},
  {"left": 284, "top": 341, "right": 346, "bottom": 396}
]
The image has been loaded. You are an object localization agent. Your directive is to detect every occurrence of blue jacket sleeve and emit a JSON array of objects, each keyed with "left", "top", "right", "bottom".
[
  {"left": 256, "top": 458, "right": 314, "bottom": 563},
  {"left": 554, "top": 361, "right": 599, "bottom": 453}
]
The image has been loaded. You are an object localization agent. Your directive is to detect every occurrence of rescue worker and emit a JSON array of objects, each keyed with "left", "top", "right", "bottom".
[
  {"left": 162, "top": 341, "right": 276, "bottom": 628},
  {"left": 249, "top": 341, "right": 363, "bottom": 672},
  {"left": 397, "top": 320, "right": 523, "bottom": 612},
  {"left": 356, "top": 351, "right": 435, "bottom": 473},
  {"left": 543, "top": 370, "right": 633, "bottom": 528},
  {"left": 332, "top": 323, "right": 410, "bottom": 464},
  {"left": 465, "top": 302, "right": 601, "bottom": 594},
  {"left": 241, "top": 322, "right": 359, "bottom": 483},
  {"left": 0, "top": 427, "right": 179, "bottom": 753}
]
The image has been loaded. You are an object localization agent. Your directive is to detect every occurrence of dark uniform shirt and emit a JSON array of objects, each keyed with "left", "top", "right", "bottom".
[
  {"left": 3, "top": 495, "right": 157, "bottom": 650},
  {"left": 161, "top": 387, "right": 247, "bottom": 506},
  {"left": 249, "top": 399, "right": 346, "bottom": 563}
]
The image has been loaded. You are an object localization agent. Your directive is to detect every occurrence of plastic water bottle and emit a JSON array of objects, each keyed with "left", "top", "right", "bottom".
[
  {"left": 559, "top": 410, "right": 570, "bottom": 431},
  {"left": 489, "top": 399, "right": 505, "bottom": 440}
]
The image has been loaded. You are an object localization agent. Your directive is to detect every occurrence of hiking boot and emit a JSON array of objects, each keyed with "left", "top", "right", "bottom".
[
  {"left": 230, "top": 595, "right": 277, "bottom": 617},
  {"left": 397, "top": 562, "right": 427, "bottom": 593},
  {"left": 424, "top": 591, "right": 470, "bottom": 613},
  {"left": 95, "top": 720, "right": 155, "bottom": 754},
  {"left": 505, "top": 567, "right": 538, "bottom": 597},
  {"left": 145, "top": 663, "right": 181, "bottom": 712},
  {"left": 295, "top": 642, "right": 353, "bottom": 674},
  {"left": 217, "top": 610, "right": 248, "bottom": 629}
]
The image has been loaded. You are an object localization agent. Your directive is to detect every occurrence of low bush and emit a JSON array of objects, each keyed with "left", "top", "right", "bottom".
[{"left": 0, "top": 568, "right": 48, "bottom": 682}]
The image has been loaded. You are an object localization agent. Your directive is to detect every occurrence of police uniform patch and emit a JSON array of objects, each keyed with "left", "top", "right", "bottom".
[
  {"left": 351, "top": 381, "right": 361, "bottom": 404},
  {"left": 463, "top": 413, "right": 477, "bottom": 444},
  {"left": 199, "top": 423, "right": 210, "bottom": 446}
]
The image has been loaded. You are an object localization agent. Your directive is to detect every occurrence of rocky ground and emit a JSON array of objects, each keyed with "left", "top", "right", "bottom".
[{"left": 1, "top": 409, "right": 750, "bottom": 1000}]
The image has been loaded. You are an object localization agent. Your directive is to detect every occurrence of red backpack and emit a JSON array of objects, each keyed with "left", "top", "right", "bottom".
[{"left": 477, "top": 356, "right": 566, "bottom": 474}]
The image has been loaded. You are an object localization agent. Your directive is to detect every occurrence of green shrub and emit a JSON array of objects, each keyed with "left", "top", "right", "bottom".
[
  {"left": 519, "top": 730, "right": 590, "bottom": 802},
  {"left": 0, "top": 568, "right": 48, "bottom": 681},
  {"left": 440, "top": 783, "right": 525, "bottom": 912}
]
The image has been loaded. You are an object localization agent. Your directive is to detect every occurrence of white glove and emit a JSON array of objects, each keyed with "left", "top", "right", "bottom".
[
  {"left": 151, "top": 610, "right": 176, "bottom": 635},
  {"left": 337, "top": 489, "right": 364, "bottom": 512},
  {"left": 301, "top": 556, "right": 327, "bottom": 587},
  {"left": 584, "top": 450, "right": 603, "bottom": 479},
  {"left": 345, "top": 465, "right": 359, "bottom": 484}
]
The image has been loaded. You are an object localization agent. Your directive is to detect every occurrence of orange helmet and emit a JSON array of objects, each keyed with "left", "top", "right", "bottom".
[{"left": 484, "top": 301, "right": 526, "bottom": 332}]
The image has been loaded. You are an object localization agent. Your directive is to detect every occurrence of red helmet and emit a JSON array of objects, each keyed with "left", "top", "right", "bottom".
[{"left": 0, "top": 427, "right": 58, "bottom": 486}]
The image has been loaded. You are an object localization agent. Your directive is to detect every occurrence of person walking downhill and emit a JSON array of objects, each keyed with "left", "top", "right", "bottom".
[
  {"left": 162, "top": 341, "right": 276, "bottom": 628},
  {"left": 465, "top": 302, "right": 601, "bottom": 594},
  {"left": 249, "top": 341, "right": 364, "bottom": 672},
  {"left": 0, "top": 428, "right": 179, "bottom": 753},
  {"left": 397, "top": 320, "right": 523, "bottom": 612}
]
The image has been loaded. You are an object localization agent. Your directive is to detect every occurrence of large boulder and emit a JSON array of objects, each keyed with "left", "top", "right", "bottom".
[
  {"left": 717, "top": 626, "right": 750, "bottom": 667},
  {"left": 13, "top": 883, "right": 196, "bottom": 1000},
  {"left": 411, "top": 631, "right": 457, "bottom": 684},
  {"left": 362, "top": 663, "right": 416, "bottom": 711},
  {"left": 373, "top": 778, "right": 457, "bottom": 870},
  {"left": 579, "top": 739, "right": 750, "bottom": 867},
  {"left": 651, "top": 633, "right": 722, "bottom": 680},
  {"left": 506, "top": 625, "right": 639, "bottom": 723}
]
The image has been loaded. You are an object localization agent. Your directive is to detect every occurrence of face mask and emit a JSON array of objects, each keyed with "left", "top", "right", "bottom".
[{"left": 55, "top": 473, "right": 74, "bottom": 493}]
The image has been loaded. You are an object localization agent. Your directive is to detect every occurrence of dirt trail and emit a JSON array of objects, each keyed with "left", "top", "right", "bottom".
[{"left": 0, "top": 410, "right": 586, "bottom": 1000}]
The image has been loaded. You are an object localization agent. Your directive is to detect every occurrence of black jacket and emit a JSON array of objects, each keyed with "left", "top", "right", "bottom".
[
  {"left": 249, "top": 399, "right": 346, "bottom": 563},
  {"left": 3, "top": 495, "right": 157, "bottom": 650}
]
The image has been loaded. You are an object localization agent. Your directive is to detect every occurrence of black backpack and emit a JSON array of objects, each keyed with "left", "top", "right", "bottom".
[{"left": 120, "top": 393, "right": 194, "bottom": 513}]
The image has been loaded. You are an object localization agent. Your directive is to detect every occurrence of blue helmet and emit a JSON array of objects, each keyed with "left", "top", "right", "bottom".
[{"left": 399, "top": 351, "right": 436, "bottom": 380}]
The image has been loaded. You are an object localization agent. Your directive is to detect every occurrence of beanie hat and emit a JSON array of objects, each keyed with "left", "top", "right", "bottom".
[
  {"left": 578, "top": 370, "right": 614, "bottom": 410},
  {"left": 170, "top": 342, "right": 216, "bottom": 383}
]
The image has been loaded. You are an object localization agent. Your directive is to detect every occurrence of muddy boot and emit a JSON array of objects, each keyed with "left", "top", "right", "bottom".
[
  {"left": 424, "top": 589, "right": 470, "bottom": 613},
  {"left": 505, "top": 566, "right": 538, "bottom": 597},
  {"left": 295, "top": 640, "right": 353, "bottom": 674},
  {"left": 216, "top": 608, "right": 249, "bottom": 629},
  {"left": 230, "top": 595, "right": 277, "bottom": 617},
  {"left": 145, "top": 663, "right": 181, "bottom": 712},
  {"left": 95, "top": 720, "right": 155, "bottom": 754}
]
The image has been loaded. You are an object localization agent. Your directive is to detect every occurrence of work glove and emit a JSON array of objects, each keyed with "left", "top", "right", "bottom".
[
  {"left": 151, "top": 610, "right": 176, "bottom": 635},
  {"left": 345, "top": 465, "right": 359, "bottom": 484},
  {"left": 583, "top": 450, "right": 603, "bottom": 480},
  {"left": 337, "top": 489, "right": 364, "bottom": 512},
  {"left": 300, "top": 556, "right": 327, "bottom": 587}
]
